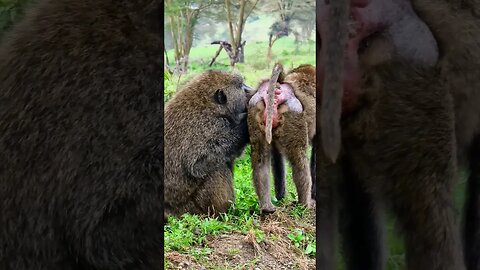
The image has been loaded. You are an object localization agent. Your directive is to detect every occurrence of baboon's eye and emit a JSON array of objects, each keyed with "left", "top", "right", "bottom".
[
  {"left": 358, "top": 31, "right": 381, "bottom": 54},
  {"left": 214, "top": 89, "right": 227, "bottom": 104}
]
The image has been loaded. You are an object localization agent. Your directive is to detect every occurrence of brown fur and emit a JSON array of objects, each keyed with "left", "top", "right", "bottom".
[
  {"left": 248, "top": 65, "right": 316, "bottom": 214},
  {"left": 412, "top": 1, "right": 480, "bottom": 269},
  {"left": 341, "top": 61, "right": 462, "bottom": 270},
  {"left": 164, "top": 70, "right": 250, "bottom": 217},
  {"left": 0, "top": 0, "right": 163, "bottom": 269},
  {"left": 318, "top": 1, "right": 480, "bottom": 269}
]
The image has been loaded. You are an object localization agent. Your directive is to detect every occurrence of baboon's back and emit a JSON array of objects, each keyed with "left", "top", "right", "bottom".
[{"left": 0, "top": 0, "right": 163, "bottom": 268}]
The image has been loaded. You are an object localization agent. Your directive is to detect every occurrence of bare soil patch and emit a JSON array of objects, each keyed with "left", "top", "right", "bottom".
[{"left": 165, "top": 207, "right": 315, "bottom": 270}]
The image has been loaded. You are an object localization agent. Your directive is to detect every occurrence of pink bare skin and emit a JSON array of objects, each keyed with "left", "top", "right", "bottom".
[
  {"left": 318, "top": 0, "right": 439, "bottom": 114},
  {"left": 248, "top": 81, "right": 303, "bottom": 130}
]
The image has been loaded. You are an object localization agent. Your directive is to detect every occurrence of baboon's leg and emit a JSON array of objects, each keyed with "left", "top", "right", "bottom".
[
  {"left": 251, "top": 139, "right": 276, "bottom": 214},
  {"left": 317, "top": 148, "right": 340, "bottom": 270},
  {"left": 391, "top": 176, "right": 463, "bottom": 270},
  {"left": 311, "top": 137, "right": 317, "bottom": 200},
  {"left": 272, "top": 144, "right": 286, "bottom": 201},
  {"left": 464, "top": 135, "right": 480, "bottom": 270},
  {"left": 193, "top": 170, "right": 235, "bottom": 215},
  {"left": 339, "top": 160, "right": 385, "bottom": 270},
  {"left": 290, "top": 154, "right": 312, "bottom": 206},
  {"left": 283, "top": 132, "right": 312, "bottom": 206}
]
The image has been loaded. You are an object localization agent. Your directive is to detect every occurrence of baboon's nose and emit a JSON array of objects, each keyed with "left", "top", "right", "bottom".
[
  {"left": 238, "top": 112, "right": 247, "bottom": 121},
  {"left": 242, "top": 84, "right": 253, "bottom": 93}
]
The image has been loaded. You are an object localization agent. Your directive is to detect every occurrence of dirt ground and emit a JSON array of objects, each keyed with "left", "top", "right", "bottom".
[{"left": 165, "top": 209, "right": 316, "bottom": 270}]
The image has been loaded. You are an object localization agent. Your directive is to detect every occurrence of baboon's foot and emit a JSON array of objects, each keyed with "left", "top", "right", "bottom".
[
  {"left": 307, "top": 199, "right": 316, "bottom": 209},
  {"left": 298, "top": 197, "right": 314, "bottom": 208},
  {"left": 260, "top": 204, "right": 276, "bottom": 215},
  {"left": 275, "top": 192, "right": 286, "bottom": 202},
  {"left": 293, "top": 198, "right": 315, "bottom": 209}
]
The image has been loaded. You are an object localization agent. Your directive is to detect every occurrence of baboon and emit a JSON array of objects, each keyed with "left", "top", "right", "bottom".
[
  {"left": 0, "top": 0, "right": 163, "bottom": 269},
  {"left": 317, "top": 0, "right": 480, "bottom": 269},
  {"left": 248, "top": 64, "right": 315, "bottom": 214},
  {"left": 249, "top": 66, "right": 316, "bottom": 203},
  {"left": 254, "top": 65, "right": 288, "bottom": 202},
  {"left": 164, "top": 70, "right": 252, "bottom": 217}
]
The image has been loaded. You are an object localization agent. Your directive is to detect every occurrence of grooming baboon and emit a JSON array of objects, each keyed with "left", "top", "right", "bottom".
[
  {"left": 0, "top": 0, "right": 163, "bottom": 269},
  {"left": 317, "top": 0, "right": 480, "bottom": 269},
  {"left": 248, "top": 64, "right": 315, "bottom": 214},
  {"left": 164, "top": 70, "right": 252, "bottom": 217}
]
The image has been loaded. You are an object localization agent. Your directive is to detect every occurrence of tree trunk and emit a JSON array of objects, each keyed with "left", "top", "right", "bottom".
[
  {"left": 225, "top": 0, "right": 235, "bottom": 54},
  {"left": 233, "top": 0, "right": 246, "bottom": 65},
  {"left": 164, "top": 47, "right": 173, "bottom": 74},
  {"left": 224, "top": 0, "right": 258, "bottom": 66},
  {"left": 183, "top": 10, "right": 197, "bottom": 69},
  {"left": 267, "top": 35, "right": 278, "bottom": 65},
  {"left": 238, "top": 41, "right": 246, "bottom": 63},
  {"left": 167, "top": 7, "right": 200, "bottom": 74},
  {"left": 293, "top": 31, "right": 300, "bottom": 54},
  {"left": 267, "top": 45, "right": 273, "bottom": 64},
  {"left": 169, "top": 15, "right": 179, "bottom": 63}
]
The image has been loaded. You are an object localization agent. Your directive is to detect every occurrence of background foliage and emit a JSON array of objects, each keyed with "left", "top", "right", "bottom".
[{"left": 0, "top": 0, "right": 32, "bottom": 42}]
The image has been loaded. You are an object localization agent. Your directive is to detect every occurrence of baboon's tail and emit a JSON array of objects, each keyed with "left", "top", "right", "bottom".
[
  {"left": 265, "top": 63, "right": 283, "bottom": 144},
  {"left": 272, "top": 145, "right": 286, "bottom": 201},
  {"left": 320, "top": 0, "right": 349, "bottom": 163}
]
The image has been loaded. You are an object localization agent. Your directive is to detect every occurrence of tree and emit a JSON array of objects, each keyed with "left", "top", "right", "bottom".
[
  {"left": 164, "top": 0, "right": 214, "bottom": 73},
  {"left": 259, "top": 0, "right": 315, "bottom": 63},
  {"left": 224, "top": 0, "right": 259, "bottom": 66},
  {"left": 267, "top": 17, "right": 290, "bottom": 63}
]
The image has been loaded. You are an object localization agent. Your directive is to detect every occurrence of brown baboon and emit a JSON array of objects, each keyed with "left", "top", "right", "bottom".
[
  {"left": 317, "top": 0, "right": 480, "bottom": 269},
  {"left": 164, "top": 70, "right": 252, "bottom": 217},
  {"left": 251, "top": 64, "right": 292, "bottom": 202},
  {"left": 249, "top": 64, "right": 316, "bottom": 203},
  {"left": 0, "top": 0, "right": 163, "bottom": 269},
  {"left": 248, "top": 64, "right": 315, "bottom": 214}
]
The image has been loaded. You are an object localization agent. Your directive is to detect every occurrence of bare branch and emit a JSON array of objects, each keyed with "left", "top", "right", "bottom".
[{"left": 244, "top": 0, "right": 259, "bottom": 20}]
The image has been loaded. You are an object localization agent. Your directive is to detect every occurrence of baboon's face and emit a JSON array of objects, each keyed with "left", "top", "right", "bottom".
[{"left": 201, "top": 71, "right": 253, "bottom": 125}]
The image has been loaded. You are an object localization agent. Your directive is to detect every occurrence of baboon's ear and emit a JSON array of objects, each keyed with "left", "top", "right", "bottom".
[{"left": 214, "top": 89, "right": 227, "bottom": 104}]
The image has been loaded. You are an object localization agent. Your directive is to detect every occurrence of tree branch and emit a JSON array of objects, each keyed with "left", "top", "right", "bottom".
[{"left": 244, "top": 0, "right": 259, "bottom": 20}]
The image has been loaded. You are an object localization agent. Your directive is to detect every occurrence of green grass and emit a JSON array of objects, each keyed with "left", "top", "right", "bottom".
[{"left": 164, "top": 146, "right": 316, "bottom": 268}]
